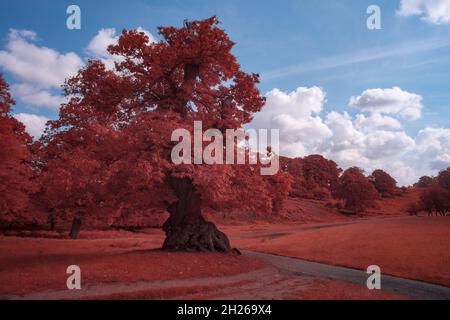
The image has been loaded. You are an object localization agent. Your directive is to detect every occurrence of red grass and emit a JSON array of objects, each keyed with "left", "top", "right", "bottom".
[
  {"left": 236, "top": 217, "right": 450, "bottom": 286},
  {"left": 0, "top": 235, "right": 265, "bottom": 296}
]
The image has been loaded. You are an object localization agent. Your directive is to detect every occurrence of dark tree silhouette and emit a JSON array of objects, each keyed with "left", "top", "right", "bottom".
[{"left": 414, "top": 176, "right": 434, "bottom": 188}]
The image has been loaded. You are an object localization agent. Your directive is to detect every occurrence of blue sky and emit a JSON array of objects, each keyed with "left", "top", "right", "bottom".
[{"left": 1, "top": 0, "right": 450, "bottom": 184}]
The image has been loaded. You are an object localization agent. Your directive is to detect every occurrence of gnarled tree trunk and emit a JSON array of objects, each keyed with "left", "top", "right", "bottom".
[{"left": 162, "top": 177, "right": 232, "bottom": 253}]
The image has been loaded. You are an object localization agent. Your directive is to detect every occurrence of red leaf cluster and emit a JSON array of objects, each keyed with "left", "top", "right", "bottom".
[
  {"left": 418, "top": 167, "right": 450, "bottom": 216},
  {"left": 333, "top": 167, "right": 380, "bottom": 212},
  {"left": 0, "top": 75, "right": 37, "bottom": 226},
  {"left": 369, "top": 169, "right": 397, "bottom": 198},
  {"left": 281, "top": 155, "right": 341, "bottom": 200}
]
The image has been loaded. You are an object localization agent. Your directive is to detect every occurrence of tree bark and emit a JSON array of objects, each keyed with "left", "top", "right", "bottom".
[
  {"left": 69, "top": 217, "right": 82, "bottom": 239},
  {"left": 162, "top": 177, "right": 232, "bottom": 253}
]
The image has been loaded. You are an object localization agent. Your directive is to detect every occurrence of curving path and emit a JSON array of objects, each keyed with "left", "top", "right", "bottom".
[{"left": 244, "top": 250, "right": 450, "bottom": 300}]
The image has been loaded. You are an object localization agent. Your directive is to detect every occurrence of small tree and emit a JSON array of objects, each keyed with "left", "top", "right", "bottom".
[
  {"left": 406, "top": 202, "right": 420, "bottom": 216},
  {"left": 437, "top": 167, "right": 450, "bottom": 190},
  {"left": 333, "top": 167, "right": 380, "bottom": 213},
  {"left": 420, "top": 184, "right": 450, "bottom": 216},
  {"left": 369, "top": 169, "right": 397, "bottom": 197},
  {"left": 414, "top": 176, "right": 434, "bottom": 188},
  {"left": 419, "top": 167, "right": 450, "bottom": 216}
]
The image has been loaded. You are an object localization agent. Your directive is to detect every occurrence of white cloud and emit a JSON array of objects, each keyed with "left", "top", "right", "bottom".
[
  {"left": 0, "top": 29, "right": 83, "bottom": 88},
  {"left": 86, "top": 28, "right": 118, "bottom": 59},
  {"left": 349, "top": 87, "right": 423, "bottom": 121},
  {"left": 249, "top": 85, "right": 450, "bottom": 186},
  {"left": 85, "top": 28, "right": 121, "bottom": 70},
  {"left": 249, "top": 87, "right": 331, "bottom": 157},
  {"left": 363, "top": 131, "right": 415, "bottom": 159},
  {"left": 354, "top": 113, "right": 403, "bottom": 131},
  {"left": 324, "top": 112, "right": 414, "bottom": 157},
  {"left": 415, "top": 127, "right": 450, "bottom": 170},
  {"left": 0, "top": 29, "right": 83, "bottom": 111},
  {"left": 324, "top": 112, "right": 365, "bottom": 153},
  {"left": 14, "top": 113, "right": 49, "bottom": 138},
  {"left": 11, "top": 84, "right": 65, "bottom": 110},
  {"left": 398, "top": 0, "right": 450, "bottom": 24},
  {"left": 322, "top": 111, "right": 417, "bottom": 184}
]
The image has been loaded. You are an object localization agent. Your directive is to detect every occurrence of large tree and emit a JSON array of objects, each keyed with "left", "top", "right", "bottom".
[
  {"left": 0, "top": 74, "right": 36, "bottom": 225},
  {"left": 40, "top": 17, "right": 290, "bottom": 250}
]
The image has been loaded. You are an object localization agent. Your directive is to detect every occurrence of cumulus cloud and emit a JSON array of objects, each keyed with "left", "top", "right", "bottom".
[
  {"left": 86, "top": 28, "right": 119, "bottom": 59},
  {"left": 354, "top": 113, "right": 403, "bottom": 131},
  {"left": 0, "top": 29, "right": 82, "bottom": 111},
  {"left": 323, "top": 112, "right": 419, "bottom": 185},
  {"left": 324, "top": 111, "right": 414, "bottom": 160},
  {"left": 14, "top": 113, "right": 50, "bottom": 138},
  {"left": 398, "top": 0, "right": 450, "bottom": 24},
  {"left": 322, "top": 111, "right": 449, "bottom": 186},
  {"left": 11, "top": 84, "right": 65, "bottom": 110},
  {"left": 85, "top": 28, "right": 121, "bottom": 69},
  {"left": 349, "top": 87, "right": 423, "bottom": 121},
  {"left": 249, "top": 86, "right": 450, "bottom": 186},
  {"left": 0, "top": 29, "right": 83, "bottom": 88},
  {"left": 415, "top": 128, "right": 450, "bottom": 170},
  {"left": 249, "top": 87, "right": 331, "bottom": 157}
]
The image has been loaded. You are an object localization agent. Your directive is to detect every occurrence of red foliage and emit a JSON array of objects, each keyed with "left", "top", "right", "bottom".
[
  {"left": 280, "top": 157, "right": 304, "bottom": 197},
  {"left": 369, "top": 169, "right": 397, "bottom": 198},
  {"left": 414, "top": 176, "right": 434, "bottom": 188},
  {"left": 36, "top": 18, "right": 290, "bottom": 250},
  {"left": 0, "top": 75, "right": 37, "bottom": 226},
  {"left": 333, "top": 167, "right": 380, "bottom": 213},
  {"left": 419, "top": 167, "right": 450, "bottom": 216},
  {"left": 301, "top": 155, "right": 341, "bottom": 200},
  {"left": 281, "top": 155, "right": 341, "bottom": 200},
  {"left": 437, "top": 167, "right": 450, "bottom": 190}
]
